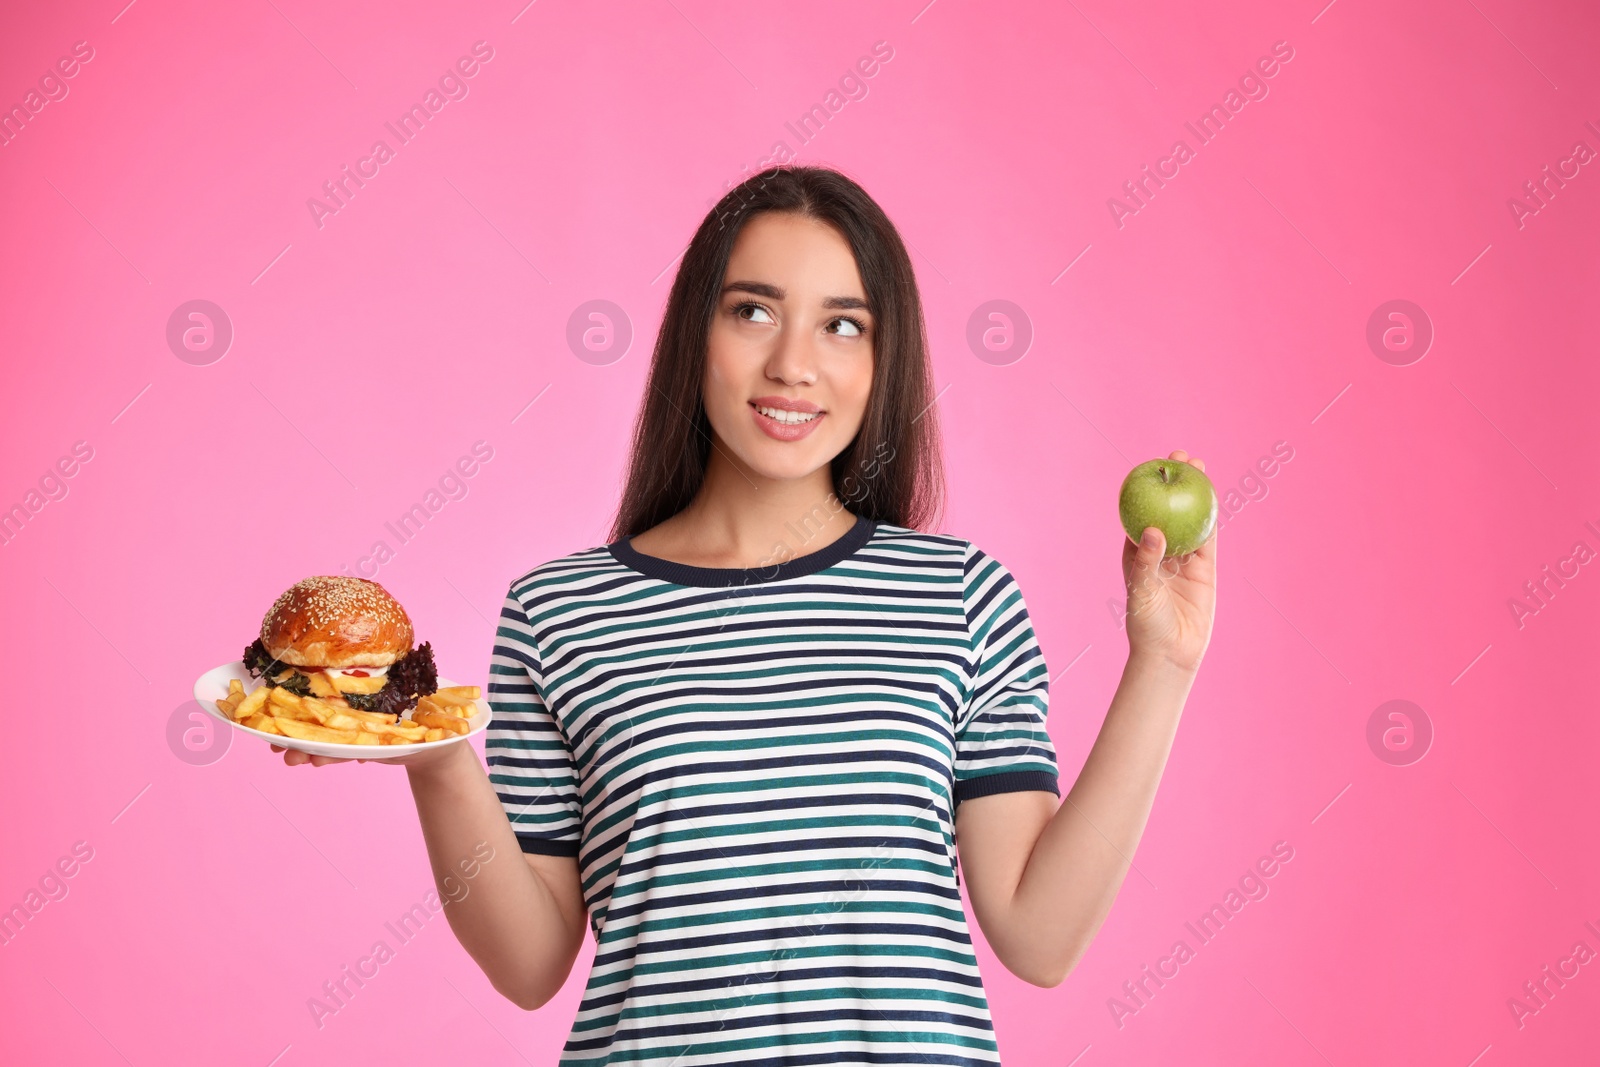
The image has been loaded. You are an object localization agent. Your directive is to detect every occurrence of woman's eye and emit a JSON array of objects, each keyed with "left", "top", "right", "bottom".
[
  {"left": 734, "top": 302, "right": 774, "bottom": 324},
  {"left": 829, "top": 316, "right": 867, "bottom": 338}
]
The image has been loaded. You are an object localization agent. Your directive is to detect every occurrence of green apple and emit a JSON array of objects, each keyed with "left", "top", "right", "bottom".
[{"left": 1118, "top": 458, "right": 1218, "bottom": 557}]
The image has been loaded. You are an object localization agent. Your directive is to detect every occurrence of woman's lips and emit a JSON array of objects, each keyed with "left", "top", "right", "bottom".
[{"left": 750, "top": 401, "right": 825, "bottom": 441}]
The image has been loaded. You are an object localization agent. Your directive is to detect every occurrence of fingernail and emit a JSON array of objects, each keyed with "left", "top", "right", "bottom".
[{"left": 1141, "top": 528, "right": 1159, "bottom": 549}]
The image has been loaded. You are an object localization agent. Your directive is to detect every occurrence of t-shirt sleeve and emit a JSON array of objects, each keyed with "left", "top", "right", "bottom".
[
  {"left": 955, "top": 544, "right": 1061, "bottom": 805},
  {"left": 483, "top": 586, "right": 583, "bottom": 857}
]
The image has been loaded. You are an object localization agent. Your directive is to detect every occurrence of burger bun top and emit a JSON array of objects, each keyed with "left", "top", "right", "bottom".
[{"left": 260, "top": 575, "right": 413, "bottom": 668}]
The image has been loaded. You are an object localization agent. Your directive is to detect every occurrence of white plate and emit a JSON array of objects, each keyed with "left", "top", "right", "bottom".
[{"left": 193, "top": 661, "right": 488, "bottom": 761}]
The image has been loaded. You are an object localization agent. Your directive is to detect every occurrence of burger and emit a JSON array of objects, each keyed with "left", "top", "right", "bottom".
[{"left": 242, "top": 575, "right": 438, "bottom": 717}]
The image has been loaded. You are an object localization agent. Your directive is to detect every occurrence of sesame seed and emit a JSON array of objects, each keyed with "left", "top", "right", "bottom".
[{"left": 261, "top": 575, "right": 408, "bottom": 641}]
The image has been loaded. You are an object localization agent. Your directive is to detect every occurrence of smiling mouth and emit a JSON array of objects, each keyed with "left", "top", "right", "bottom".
[{"left": 751, "top": 403, "right": 823, "bottom": 425}]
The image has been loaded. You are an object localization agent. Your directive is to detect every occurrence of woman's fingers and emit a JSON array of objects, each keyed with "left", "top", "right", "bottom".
[
  {"left": 1126, "top": 524, "right": 1171, "bottom": 605},
  {"left": 1138, "top": 526, "right": 1166, "bottom": 561},
  {"left": 279, "top": 747, "right": 337, "bottom": 767},
  {"left": 1167, "top": 448, "right": 1204, "bottom": 472},
  {"left": 270, "top": 742, "right": 366, "bottom": 767}
]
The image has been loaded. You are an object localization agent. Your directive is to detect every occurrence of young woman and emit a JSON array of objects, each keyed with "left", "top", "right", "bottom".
[{"left": 276, "top": 165, "right": 1218, "bottom": 1065}]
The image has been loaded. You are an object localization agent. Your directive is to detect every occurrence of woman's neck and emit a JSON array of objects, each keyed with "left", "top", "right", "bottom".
[{"left": 628, "top": 442, "right": 857, "bottom": 569}]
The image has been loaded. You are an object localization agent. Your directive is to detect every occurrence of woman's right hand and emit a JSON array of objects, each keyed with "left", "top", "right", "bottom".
[{"left": 271, "top": 739, "right": 468, "bottom": 772}]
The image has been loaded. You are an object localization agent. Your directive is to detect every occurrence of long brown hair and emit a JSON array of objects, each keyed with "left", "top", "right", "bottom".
[{"left": 609, "top": 165, "right": 945, "bottom": 541}]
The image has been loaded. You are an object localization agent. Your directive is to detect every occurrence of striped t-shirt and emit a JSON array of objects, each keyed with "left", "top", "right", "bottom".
[{"left": 484, "top": 514, "right": 1061, "bottom": 1065}]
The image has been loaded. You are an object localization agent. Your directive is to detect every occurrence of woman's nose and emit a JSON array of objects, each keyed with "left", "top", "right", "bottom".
[{"left": 763, "top": 326, "right": 819, "bottom": 385}]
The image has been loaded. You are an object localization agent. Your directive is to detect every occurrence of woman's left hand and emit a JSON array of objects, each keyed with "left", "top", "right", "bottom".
[{"left": 1122, "top": 449, "right": 1218, "bottom": 675}]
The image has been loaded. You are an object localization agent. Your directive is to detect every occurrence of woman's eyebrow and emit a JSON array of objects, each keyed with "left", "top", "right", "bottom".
[{"left": 722, "top": 280, "right": 871, "bottom": 313}]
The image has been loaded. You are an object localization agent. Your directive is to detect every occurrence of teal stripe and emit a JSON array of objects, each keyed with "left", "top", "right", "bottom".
[{"left": 482, "top": 526, "right": 1053, "bottom": 1064}]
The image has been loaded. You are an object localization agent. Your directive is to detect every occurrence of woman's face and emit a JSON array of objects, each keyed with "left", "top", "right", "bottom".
[{"left": 702, "top": 211, "right": 876, "bottom": 484}]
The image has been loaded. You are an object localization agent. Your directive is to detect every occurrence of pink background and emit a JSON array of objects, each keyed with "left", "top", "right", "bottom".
[{"left": 2, "top": 0, "right": 1597, "bottom": 1064}]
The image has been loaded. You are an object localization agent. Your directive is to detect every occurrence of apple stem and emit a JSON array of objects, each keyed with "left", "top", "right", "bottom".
[{"left": 1158, "top": 465, "right": 1171, "bottom": 483}]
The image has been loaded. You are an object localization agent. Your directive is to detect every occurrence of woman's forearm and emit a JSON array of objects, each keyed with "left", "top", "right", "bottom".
[
  {"left": 1008, "top": 651, "right": 1197, "bottom": 984},
  {"left": 406, "top": 743, "right": 585, "bottom": 1008}
]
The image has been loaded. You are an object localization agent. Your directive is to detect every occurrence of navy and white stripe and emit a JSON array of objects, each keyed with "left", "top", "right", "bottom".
[{"left": 485, "top": 516, "right": 1059, "bottom": 1065}]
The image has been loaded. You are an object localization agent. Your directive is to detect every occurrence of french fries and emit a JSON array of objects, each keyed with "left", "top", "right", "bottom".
[
  {"left": 277, "top": 695, "right": 325, "bottom": 725},
  {"left": 361, "top": 719, "right": 429, "bottom": 740},
  {"left": 413, "top": 706, "right": 471, "bottom": 736},
  {"left": 245, "top": 712, "right": 282, "bottom": 735},
  {"left": 275, "top": 718, "right": 361, "bottom": 744},
  {"left": 232, "top": 684, "right": 270, "bottom": 722},
  {"left": 267, "top": 685, "right": 308, "bottom": 715},
  {"left": 214, "top": 678, "right": 247, "bottom": 718},
  {"left": 323, "top": 708, "right": 363, "bottom": 731},
  {"left": 220, "top": 675, "right": 479, "bottom": 750},
  {"left": 343, "top": 706, "right": 400, "bottom": 725},
  {"left": 414, "top": 688, "right": 482, "bottom": 726}
]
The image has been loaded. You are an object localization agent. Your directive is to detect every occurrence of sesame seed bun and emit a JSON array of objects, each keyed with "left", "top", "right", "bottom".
[{"left": 260, "top": 575, "right": 414, "bottom": 668}]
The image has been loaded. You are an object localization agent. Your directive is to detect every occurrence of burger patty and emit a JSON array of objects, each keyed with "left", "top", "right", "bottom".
[{"left": 242, "top": 638, "right": 439, "bottom": 717}]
